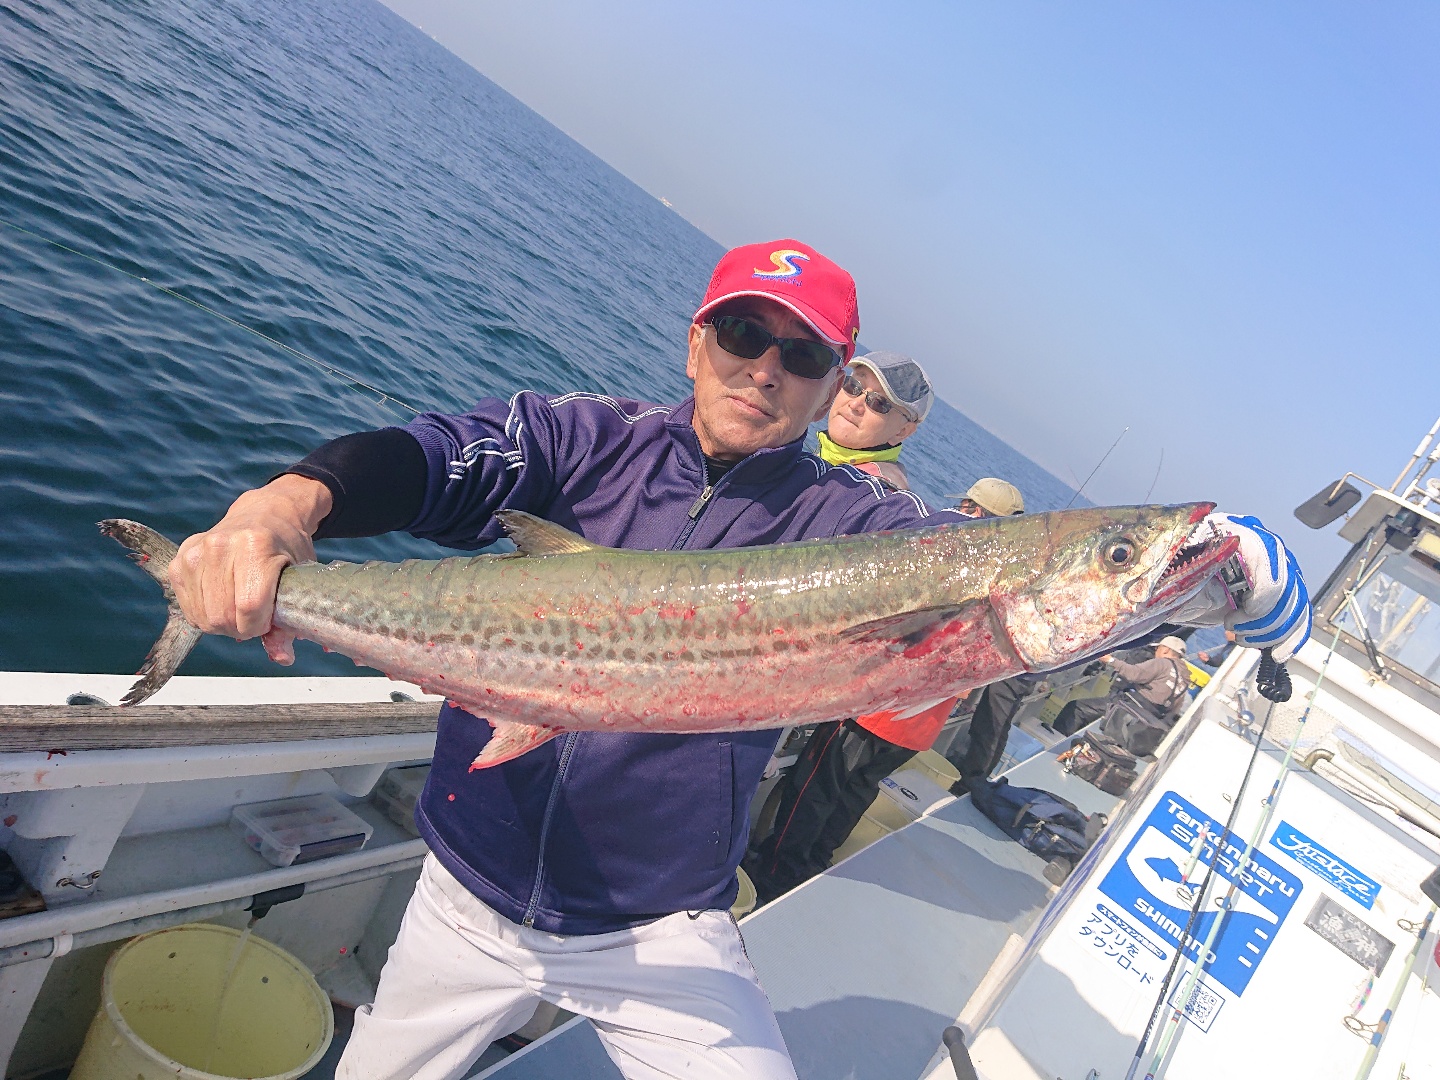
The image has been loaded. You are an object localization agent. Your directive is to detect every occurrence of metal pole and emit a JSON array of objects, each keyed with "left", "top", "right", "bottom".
[
  {"left": 1403, "top": 443, "right": 1440, "bottom": 503},
  {"left": 1390, "top": 416, "right": 1440, "bottom": 493}
]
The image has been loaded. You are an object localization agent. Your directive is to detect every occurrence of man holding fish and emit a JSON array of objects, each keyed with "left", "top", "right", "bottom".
[{"left": 151, "top": 239, "right": 1310, "bottom": 1080}]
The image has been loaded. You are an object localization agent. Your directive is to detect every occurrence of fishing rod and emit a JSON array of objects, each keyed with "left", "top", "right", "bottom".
[
  {"left": 1064, "top": 426, "right": 1129, "bottom": 509},
  {"left": 1352, "top": 906, "right": 1435, "bottom": 1080},
  {"left": 1144, "top": 647, "right": 1318, "bottom": 1080},
  {"left": 1, "top": 217, "right": 421, "bottom": 420},
  {"left": 1143, "top": 447, "right": 1164, "bottom": 503},
  {"left": 1121, "top": 677, "right": 1276, "bottom": 1080}
]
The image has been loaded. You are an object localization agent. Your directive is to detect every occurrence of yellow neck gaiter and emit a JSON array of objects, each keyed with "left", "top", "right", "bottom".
[{"left": 816, "top": 429, "right": 903, "bottom": 467}]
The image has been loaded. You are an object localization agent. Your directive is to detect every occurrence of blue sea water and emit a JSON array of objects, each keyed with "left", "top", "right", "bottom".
[{"left": 0, "top": 0, "right": 1082, "bottom": 678}]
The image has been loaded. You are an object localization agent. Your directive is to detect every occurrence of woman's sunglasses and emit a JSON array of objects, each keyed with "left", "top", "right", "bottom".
[
  {"left": 708, "top": 315, "right": 843, "bottom": 380},
  {"left": 841, "top": 374, "right": 915, "bottom": 422}
]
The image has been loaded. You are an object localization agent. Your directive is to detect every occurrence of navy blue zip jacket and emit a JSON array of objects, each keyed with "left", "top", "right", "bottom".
[{"left": 363, "top": 390, "right": 967, "bottom": 935}]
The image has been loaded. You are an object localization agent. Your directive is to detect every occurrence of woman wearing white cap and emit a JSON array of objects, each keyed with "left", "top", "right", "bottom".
[{"left": 747, "top": 351, "right": 943, "bottom": 904}]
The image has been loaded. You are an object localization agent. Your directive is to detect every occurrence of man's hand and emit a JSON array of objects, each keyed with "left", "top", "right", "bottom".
[
  {"left": 1211, "top": 513, "right": 1312, "bottom": 663},
  {"left": 169, "top": 475, "right": 332, "bottom": 666}
]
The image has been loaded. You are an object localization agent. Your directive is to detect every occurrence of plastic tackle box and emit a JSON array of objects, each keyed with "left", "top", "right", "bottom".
[
  {"left": 231, "top": 794, "right": 373, "bottom": 867},
  {"left": 370, "top": 765, "right": 430, "bottom": 836}
]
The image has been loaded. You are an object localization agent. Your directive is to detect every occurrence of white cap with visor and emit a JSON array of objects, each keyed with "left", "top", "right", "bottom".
[{"left": 849, "top": 351, "right": 935, "bottom": 423}]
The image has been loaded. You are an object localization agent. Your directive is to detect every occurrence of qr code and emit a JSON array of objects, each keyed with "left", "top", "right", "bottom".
[{"left": 1169, "top": 979, "right": 1224, "bottom": 1033}]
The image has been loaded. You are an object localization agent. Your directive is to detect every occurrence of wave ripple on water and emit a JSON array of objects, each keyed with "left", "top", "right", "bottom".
[{"left": 0, "top": 0, "right": 1080, "bottom": 676}]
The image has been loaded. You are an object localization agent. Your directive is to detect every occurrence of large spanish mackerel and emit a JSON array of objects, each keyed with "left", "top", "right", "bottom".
[{"left": 100, "top": 503, "right": 1236, "bottom": 768}]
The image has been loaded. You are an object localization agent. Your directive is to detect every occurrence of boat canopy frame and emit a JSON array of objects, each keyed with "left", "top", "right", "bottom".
[{"left": 1312, "top": 509, "right": 1440, "bottom": 711}]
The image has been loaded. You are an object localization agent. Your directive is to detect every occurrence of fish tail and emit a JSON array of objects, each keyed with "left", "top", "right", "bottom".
[
  {"left": 98, "top": 519, "right": 202, "bottom": 705},
  {"left": 121, "top": 610, "right": 202, "bottom": 706},
  {"left": 99, "top": 518, "right": 179, "bottom": 592}
]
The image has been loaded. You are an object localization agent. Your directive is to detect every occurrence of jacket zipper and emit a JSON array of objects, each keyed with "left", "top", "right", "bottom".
[
  {"left": 521, "top": 471, "right": 719, "bottom": 928},
  {"left": 674, "top": 483, "right": 715, "bottom": 549},
  {"left": 522, "top": 731, "right": 578, "bottom": 927}
]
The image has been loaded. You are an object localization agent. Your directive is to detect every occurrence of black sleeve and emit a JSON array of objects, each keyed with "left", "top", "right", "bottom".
[{"left": 280, "top": 428, "right": 428, "bottom": 540}]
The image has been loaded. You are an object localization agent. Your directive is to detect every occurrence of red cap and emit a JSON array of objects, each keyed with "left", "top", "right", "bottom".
[{"left": 693, "top": 239, "right": 860, "bottom": 360}]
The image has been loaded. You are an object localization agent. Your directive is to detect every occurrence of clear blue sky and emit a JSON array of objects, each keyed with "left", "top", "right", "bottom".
[{"left": 381, "top": 0, "right": 1440, "bottom": 578}]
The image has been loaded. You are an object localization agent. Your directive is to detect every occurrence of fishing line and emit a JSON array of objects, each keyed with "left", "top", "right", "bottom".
[
  {"left": 1122, "top": 682, "right": 1277, "bottom": 1080},
  {"left": 1, "top": 217, "right": 421, "bottom": 419},
  {"left": 1064, "top": 426, "right": 1129, "bottom": 509},
  {"left": 1146, "top": 637, "right": 1333, "bottom": 1080},
  {"left": 1143, "top": 448, "right": 1164, "bottom": 503}
]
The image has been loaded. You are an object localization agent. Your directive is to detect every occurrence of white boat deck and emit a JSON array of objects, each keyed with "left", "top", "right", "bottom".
[
  {"left": 0, "top": 672, "right": 441, "bottom": 1079},
  {"left": 477, "top": 751, "right": 1122, "bottom": 1080}
]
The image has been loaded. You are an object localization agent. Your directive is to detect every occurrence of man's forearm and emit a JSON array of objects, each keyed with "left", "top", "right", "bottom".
[
  {"left": 283, "top": 427, "right": 428, "bottom": 539},
  {"left": 256, "top": 472, "right": 335, "bottom": 536}
]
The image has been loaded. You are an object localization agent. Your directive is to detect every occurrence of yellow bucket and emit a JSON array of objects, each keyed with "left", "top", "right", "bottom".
[
  {"left": 830, "top": 807, "right": 896, "bottom": 864},
  {"left": 732, "top": 867, "right": 757, "bottom": 918},
  {"left": 70, "top": 923, "right": 333, "bottom": 1080}
]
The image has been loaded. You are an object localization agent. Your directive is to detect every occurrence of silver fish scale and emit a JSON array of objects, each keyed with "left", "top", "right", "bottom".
[{"left": 271, "top": 527, "right": 997, "bottom": 732}]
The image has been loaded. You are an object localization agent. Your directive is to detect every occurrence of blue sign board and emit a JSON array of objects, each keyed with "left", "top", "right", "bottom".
[
  {"left": 1269, "top": 821, "right": 1380, "bottom": 910},
  {"left": 1098, "top": 791, "right": 1303, "bottom": 996}
]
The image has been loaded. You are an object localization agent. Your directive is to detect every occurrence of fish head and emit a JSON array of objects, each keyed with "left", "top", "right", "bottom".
[{"left": 988, "top": 502, "right": 1238, "bottom": 672}]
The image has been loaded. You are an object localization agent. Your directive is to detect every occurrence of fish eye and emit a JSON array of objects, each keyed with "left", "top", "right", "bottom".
[{"left": 1102, "top": 538, "right": 1136, "bottom": 571}]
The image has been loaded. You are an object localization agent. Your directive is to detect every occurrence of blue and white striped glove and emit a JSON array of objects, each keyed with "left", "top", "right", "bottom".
[
  {"left": 1168, "top": 512, "right": 1313, "bottom": 662},
  {"left": 1212, "top": 513, "right": 1312, "bottom": 662}
]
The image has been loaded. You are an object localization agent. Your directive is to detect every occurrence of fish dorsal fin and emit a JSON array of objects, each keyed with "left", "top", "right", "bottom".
[
  {"left": 495, "top": 510, "right": 608, "bottom": 556},
  {"left": 836, "top": 603, "right": 978, "bottom": 650}
]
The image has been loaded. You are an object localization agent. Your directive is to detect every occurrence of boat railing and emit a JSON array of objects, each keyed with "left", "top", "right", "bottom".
[{"left": 0, "top": 699, "right": 441, "bottom": 754}]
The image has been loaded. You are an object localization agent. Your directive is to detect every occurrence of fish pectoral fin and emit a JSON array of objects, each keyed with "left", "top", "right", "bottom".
[
  {"left": 836, "top": 603, "right": 978, "bottom": 650},
  {"left": 469, "top": 720, "right": 566, "bottom": 769},
  {"left": 494, "top": 510, "right": 610, "bottom": 557}
]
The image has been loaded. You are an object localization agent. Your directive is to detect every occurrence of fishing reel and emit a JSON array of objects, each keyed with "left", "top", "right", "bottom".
[
  {"left": 1215, "top": 549, "right": 1291, "bottom": 702},
  {"left": 1217, "top": 553, "right": 1252, "bottom": 611}
]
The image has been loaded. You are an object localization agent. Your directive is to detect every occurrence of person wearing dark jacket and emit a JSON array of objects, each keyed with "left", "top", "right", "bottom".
[
  {"left": 166, "top": 236, "right": 1312, "bottom": 1080},
  {"left": 168, "top": 239, "right": 964, "bottom": 1080}
]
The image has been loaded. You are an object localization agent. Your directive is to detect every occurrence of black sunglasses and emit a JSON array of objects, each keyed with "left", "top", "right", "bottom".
[
  {"left": 707, "top": 315, "right": 843, "bottom": 380},
  {"left": 841, "top": 374, "right": 916, "bottom": 421}
]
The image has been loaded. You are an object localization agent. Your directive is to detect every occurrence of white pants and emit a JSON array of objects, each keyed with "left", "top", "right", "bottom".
[{"left": 336, "top": 855, "right": 797, "bottom": 1080}]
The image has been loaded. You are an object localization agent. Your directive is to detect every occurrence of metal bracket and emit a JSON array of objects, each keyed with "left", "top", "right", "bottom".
[{"left": 54, "top": 870, "right": 101, "bottom": 891}]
